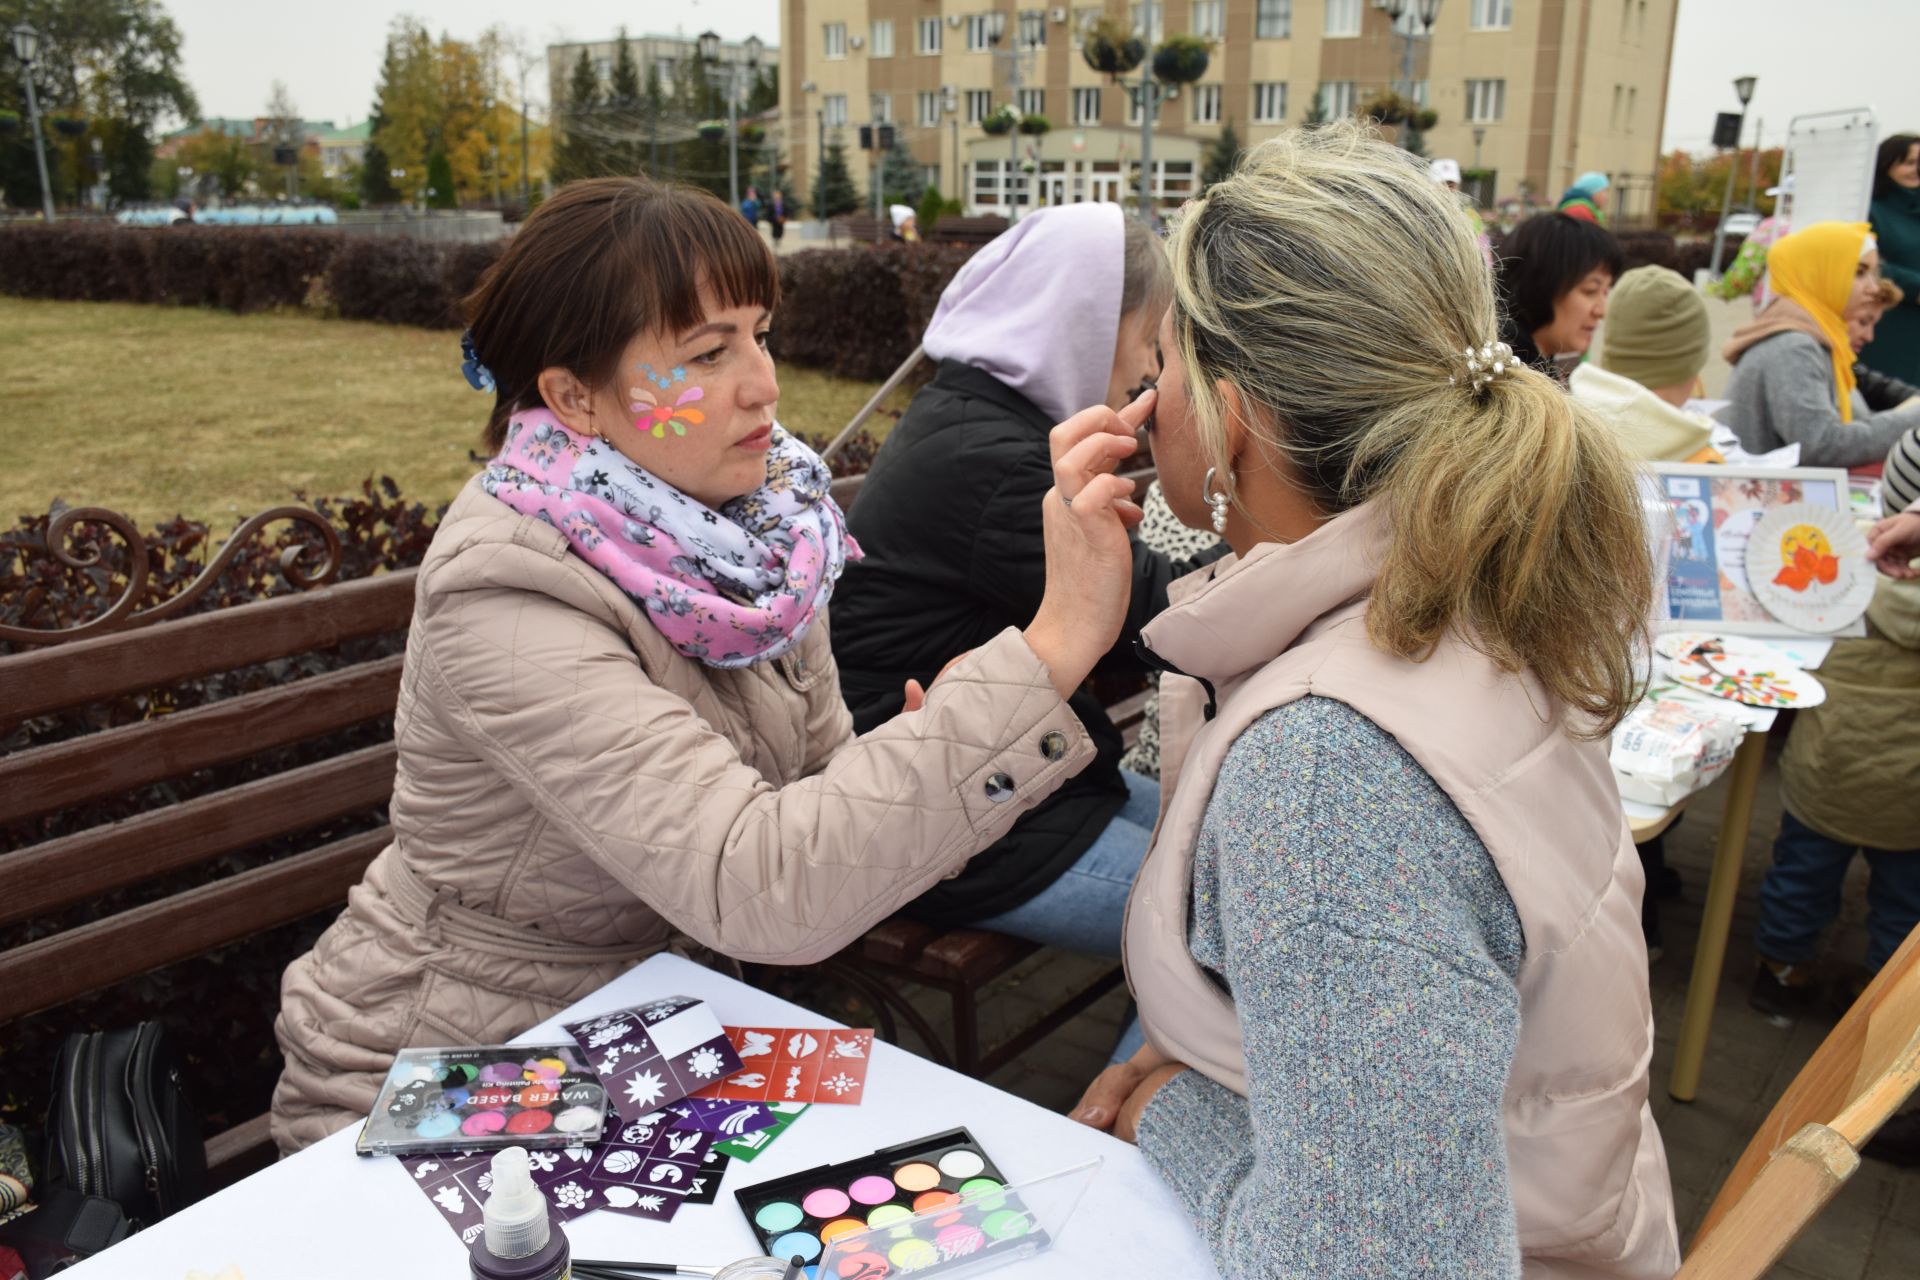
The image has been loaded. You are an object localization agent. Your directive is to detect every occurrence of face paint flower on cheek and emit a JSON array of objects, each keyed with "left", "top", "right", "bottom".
[{"left": 628, "top": 385, "right": 706, "bottom": 438}]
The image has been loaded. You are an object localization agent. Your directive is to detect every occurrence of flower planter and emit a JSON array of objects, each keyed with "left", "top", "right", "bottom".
[
  {"left": 1082, "top": 19, "right": 1145, "bottom": 77},
  {"left": 697, "top": 120, "right": 727, "bottom": 142},
  {"left": 980, "top": 108, "right": 1017, "bottom": 137},
  {"left": 1413, "top": 108, "right": 1439, "bottom": 131},
  {"left": 52, "top": 117, "right": 88, "bottom": 139},
  {"left": 0, "top": 111, "right": 21, "bottom": 135},
  {"left": 1150, "top": 37, "right": 1212, "bottom": 85},
  {"left": 1018, "top": 114, "right": 1051, "bottom": 137}
]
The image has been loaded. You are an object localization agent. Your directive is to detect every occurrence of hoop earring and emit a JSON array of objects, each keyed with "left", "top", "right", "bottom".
[{"left": 1203, "top": 466, "right": 1231, "bottom": 536}]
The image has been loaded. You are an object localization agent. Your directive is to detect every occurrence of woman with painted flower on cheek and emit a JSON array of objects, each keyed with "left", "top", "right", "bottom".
[{"left": 270, "top": 177, "right": 1152, "bottom": 1153}]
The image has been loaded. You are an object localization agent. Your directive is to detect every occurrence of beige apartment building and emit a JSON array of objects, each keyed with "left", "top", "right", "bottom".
[{"left": 779, "top": 0, "right": 1676, "bottom": 218}]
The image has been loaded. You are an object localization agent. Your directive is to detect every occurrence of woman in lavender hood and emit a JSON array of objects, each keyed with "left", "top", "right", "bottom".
[{"left": 831, "top": 202, "right": 1223, "bottom": 954}]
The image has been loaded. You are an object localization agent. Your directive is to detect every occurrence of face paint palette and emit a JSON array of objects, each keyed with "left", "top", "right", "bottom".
[
  {"left": 356, "top": 1044, "right": 607, "bottom": 1156},
  {"left": 736, "top": 1129, "right": 1099, "bottom": 1278}
]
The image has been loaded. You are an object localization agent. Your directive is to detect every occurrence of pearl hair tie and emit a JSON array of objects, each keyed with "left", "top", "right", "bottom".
[{"left": 1448, "top": 340, "right": 1516, "bottom": 393}]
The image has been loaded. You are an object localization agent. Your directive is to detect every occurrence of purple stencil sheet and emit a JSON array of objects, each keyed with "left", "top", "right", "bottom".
[
  {"left": 558, "top": 1122, "right": 718, "bottom": 1223},
  {"left": 664, "top": 1096, "right": 780, "bottom": 1137},
  {"left": 564, "top": 996, "right": 744, "bottom": 1126},
  {"left": 402, "top": 1149, "right": 493, "bottom": 1248}
]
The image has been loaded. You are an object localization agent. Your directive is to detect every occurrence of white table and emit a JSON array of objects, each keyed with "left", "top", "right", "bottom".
[{"left": 67, "top": 954, "right": 1216, "bottom": 1279}]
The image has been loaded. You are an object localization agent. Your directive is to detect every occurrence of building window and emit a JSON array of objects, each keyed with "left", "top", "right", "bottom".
[
  {"left": 1017, "top": 88, "right": 1045, "bottom": 117},
  {"left": 1255, "top": 0, "right": 1292, "bottom": 38},
  {"left": 1611, "top": 84, "right": 1623, "bottom": 129},
  {"left": 1130, "top": 2, "right": 1164, "bottom": 39},
  {"left": 824, "top": 22, "right": 847, "bottom": 59},
  {"left": 1465, "top": 78, "right": 1506, "bottom": 123},
  {"left": 1469, "top": 0, "right": 1512, "bottom": 30},
  {"left": 1072, "top": 6, "right": 1101, "bottom": 47},
  {"left": 1325, "top": 81, "right": 1358, "bottom": 117},
  {"left": 1626, "top": 86, "right": 1637, "bottom": 133},
  {"left": 966, "top": 89, "right": 993, "bottom": 124},
  {"left": 1253, "top": 81, "right": 1287, "bottom": 122},
  {"left": 871, "top": 19, "right": 894, "bottom": 57},
  {"left": 654, "top": 57, "right": 676, "bottom": 92},
  {"left": 1410, "top": 79, "right": 1428, "bottom": 107},
  {"left": 918, "top": 91, "right": 942, "bottom": 126},
  {"left": 1189, "top": 84, "right": 1221, "bottom": 125},
  {"left": 871, "top": 93, "right": 893, "bottom": 123},
  {"left": 1018, "top": 8, "right": 1047, "bottom": 48},
  {"left": 1190, "top": 1, "right": 1224, "bottom": 38},
  {"left": 917, "top": 17, "right": 943, "bottom": 53},
  {"left": 966, "top": 13, "right": 1001, "bottom": 51},
  {"left": 1324, "top": 0, "right": 1361, "bottom": 37},
  {"left": 1073, "top": 85, "right": 1101, "bottom": 125},
  {"left": 824, "top": 94, "right": 848, "bottom": 128}
]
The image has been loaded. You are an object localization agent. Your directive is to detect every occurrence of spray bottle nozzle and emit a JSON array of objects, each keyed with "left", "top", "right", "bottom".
[{"left": 481, "top": 1146, "right": 552, "bottom": 1260}]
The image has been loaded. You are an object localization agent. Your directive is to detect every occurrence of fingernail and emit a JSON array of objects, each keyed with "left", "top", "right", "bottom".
[{"left": 1074, "top": 1106, "right": 1106, "bottom": 1123}]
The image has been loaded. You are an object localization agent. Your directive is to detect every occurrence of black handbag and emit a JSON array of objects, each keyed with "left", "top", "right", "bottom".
[{"left": 45, "top": 1022, "right": 207, "bottom": 1231}]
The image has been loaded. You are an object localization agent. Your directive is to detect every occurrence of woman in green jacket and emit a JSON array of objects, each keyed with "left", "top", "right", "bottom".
[{"left": 1863, "top": 133, "right": 1920, "bottom": 384}]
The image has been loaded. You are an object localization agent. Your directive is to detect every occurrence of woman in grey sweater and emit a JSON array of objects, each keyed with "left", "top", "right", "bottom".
[
  {"left": 1071, "top": 125, "right": 1675, "bottom": 1279},
  {"left": 1718, "top": 221, "right": 1920, "bottom": 466}
]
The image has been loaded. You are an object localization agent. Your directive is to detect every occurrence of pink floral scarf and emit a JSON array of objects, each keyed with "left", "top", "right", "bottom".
[{"left": 482, "top": 409, "right": 859, "bottom": 669}]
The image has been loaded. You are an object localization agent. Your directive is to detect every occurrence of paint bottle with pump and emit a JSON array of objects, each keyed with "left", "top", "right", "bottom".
[{"left": 469, "top": 1146, "right": 570, "bottom": 1280}]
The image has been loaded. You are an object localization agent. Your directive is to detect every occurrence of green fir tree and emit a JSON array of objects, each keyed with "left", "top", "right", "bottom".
[
  {"left": 1200, "top": 118, "right": 1242, "bottom": 192},
  {"left": 426, "top": 148, "right": 457, "bottom": 208},
  {"left": 1303, "top": 84, "right": 1330, "bottom": 126},
  {"left": 812, "top": 137, "right": 861, "bottom": 218},
  {"left": 552, "top": 47, "right": 606, "bottom": 183},
  {"left": 878, "top": 139, "right": 923, "bottom": 206}
]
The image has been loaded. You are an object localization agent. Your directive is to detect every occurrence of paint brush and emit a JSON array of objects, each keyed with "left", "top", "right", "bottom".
[
  {"left": 572, "top": 1262, "right": 721, "bottom": 1278},
  {"left": 780, "top": 1257, "right": 803, "bottom": 1280}
]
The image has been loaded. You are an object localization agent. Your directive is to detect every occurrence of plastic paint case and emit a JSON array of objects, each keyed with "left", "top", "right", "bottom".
[
  {"left": 356, "top": 1044, "right": 607, "bottom": 1156},
  {"left": 734, "top": 1127, "right": 1101, "bottom": 1279}
]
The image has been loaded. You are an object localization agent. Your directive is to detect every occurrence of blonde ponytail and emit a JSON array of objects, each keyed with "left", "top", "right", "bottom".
[{"left": 1167, "top": 123, "right": 1652, "bottom": 732}]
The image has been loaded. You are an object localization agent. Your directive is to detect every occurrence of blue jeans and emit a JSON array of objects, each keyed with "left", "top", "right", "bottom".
[
  {"left": 969, "top": 770, "right": 1160, "bottom": 959},
  {"left": 1755, "top": 810, "right": 1920, "bottom": 972}
]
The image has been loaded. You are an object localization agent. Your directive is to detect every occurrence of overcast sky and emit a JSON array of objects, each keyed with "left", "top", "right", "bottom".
[{"left": 172, "top": 0, "right": 1919, "bottom": 151}]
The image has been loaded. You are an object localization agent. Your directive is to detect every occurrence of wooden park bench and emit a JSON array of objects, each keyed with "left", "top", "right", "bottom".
[{"left": 0, "top": 470, "right": 1153, "bottom": 1183}]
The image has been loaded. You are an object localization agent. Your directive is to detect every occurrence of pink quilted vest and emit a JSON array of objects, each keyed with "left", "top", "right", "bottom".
[{"left": 1124, "top": 502, "right": 1680, "bottom": 1279}]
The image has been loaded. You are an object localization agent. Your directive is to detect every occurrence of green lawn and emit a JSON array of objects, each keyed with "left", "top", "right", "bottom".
[{"left": 0, "top": 298, "right": 901, "bottom": 529}]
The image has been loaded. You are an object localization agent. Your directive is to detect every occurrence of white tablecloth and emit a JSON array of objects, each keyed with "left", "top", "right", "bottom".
[{"left": 65, "top": 954, "right": 1216, "bottom": 1279}]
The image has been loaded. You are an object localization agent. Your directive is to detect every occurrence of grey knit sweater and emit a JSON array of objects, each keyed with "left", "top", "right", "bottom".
[
  {"left": 1135, "top": 696, "right": 1526, "bottom": 1279},
  {"left": 1717, "top": 330, "right": 1920, "bottom": 467}
]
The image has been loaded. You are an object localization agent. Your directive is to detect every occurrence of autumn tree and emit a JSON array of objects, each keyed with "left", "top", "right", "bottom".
[
  {"left": 0, "top": 0, "right": 198, "bottom": 204},
  {"left": 365, "top": 17, "right": 541, "bottom": 207}
]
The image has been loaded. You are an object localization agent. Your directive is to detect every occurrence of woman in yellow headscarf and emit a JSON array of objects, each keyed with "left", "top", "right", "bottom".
[{"left": 1718, "top": 221, "right": 1920, "bottom": 466}]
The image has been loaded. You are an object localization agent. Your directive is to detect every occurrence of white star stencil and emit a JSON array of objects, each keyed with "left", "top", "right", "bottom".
[{"left": 624, "top": 1070, "right": 666, "bottom": 1109}]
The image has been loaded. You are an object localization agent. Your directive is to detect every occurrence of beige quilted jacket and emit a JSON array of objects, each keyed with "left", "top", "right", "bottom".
[{"left": 271, "top": 476, "right": 1095, "bottom": 1153}]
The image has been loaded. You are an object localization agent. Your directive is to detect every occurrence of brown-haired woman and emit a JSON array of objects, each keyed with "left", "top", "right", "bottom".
[
  {"left": 270, "top": 177, "right": 1152, "bottom": 1152},
  {"left": 1069, "top": 125, "right": 1679, "bottom": 1277}
]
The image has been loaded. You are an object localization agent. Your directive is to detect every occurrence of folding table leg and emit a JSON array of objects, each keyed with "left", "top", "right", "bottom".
[{"left": 1669, "top": 731, "right": 1769, "bottom": 1102}]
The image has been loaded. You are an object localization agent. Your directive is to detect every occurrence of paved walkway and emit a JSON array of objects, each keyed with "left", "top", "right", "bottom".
[{"left": 804, "top": 738, "right": 1915, "bottom": 1277}]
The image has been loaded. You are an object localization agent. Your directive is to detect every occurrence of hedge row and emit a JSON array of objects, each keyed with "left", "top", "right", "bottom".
[
  {"left": 769, "top": 243, "right": 977, "bottom": 381},
  {"left": 0, "top": 225, "right": 505, "bottom": 328}
]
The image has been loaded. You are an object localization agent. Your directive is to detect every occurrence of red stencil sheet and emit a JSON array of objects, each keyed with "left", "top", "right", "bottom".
[{"left": 693, "top": 1027, "right": 874, "bottom": 1105}]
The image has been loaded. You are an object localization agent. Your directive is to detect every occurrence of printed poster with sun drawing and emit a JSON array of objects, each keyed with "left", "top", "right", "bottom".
[{"left": 1652, "top": 463, "right": 1867, "bottom": 638}]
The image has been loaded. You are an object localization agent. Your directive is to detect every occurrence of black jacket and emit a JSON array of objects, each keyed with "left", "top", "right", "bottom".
[
  {"left": 1856, "top": 360, "right": 1920, "bottom": 413},
  {"left": 829, "top": 361, "right": 1219, "bottom": 925}
]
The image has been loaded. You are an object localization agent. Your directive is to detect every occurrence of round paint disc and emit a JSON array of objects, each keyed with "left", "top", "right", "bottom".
[{"left": 1744, "top": 503, "right": 1875, "bottom": 634}]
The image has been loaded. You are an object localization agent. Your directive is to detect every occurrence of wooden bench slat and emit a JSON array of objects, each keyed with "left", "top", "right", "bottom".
[
  {"left": 0, "top": 570, "right": 416, "bottom": 722},
  {"left": 0, "top": 826, "right": 390, "bottom": 1024},
  {"left": 0, "top": 655, "right": 405, "bottom": 826},
  {"left": 1107, "top": 689, "right": 1152, "bottom": 731},
  {"left": 0, "top": 742, "right": 396, "bottom": 928}
]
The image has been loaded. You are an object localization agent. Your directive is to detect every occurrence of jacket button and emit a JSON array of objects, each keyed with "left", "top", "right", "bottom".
[
  {"left": 984, "top": 772, "right": 1017, "bottom": 803},
  {"left": 1039, "top": 731, "right": 1068, "bottom": 762}
]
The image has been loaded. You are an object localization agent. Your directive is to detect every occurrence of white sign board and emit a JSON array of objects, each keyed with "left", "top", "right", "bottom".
[{"left": 1784, "top": 108, "right": 1879, "bottom": 227}]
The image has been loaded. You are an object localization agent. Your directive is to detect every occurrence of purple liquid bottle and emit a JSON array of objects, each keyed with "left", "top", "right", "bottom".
[{"left": 469, "top": 1147, "right": 571, "bottom": 1280}]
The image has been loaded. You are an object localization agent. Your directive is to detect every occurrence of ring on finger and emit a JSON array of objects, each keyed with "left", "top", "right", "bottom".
[{"left": 1059, "top": 490, "right": 1074, "bottom": 510}]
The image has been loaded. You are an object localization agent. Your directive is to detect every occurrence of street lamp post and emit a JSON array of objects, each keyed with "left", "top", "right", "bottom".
[
  {"left": 10, "top": 23, "right": 57, "bottom": 222},
  {"left": 1710, "top": 75, "right": 1758, "bottom": 277},
  {"left": 699, "top": 30, "right": 763, "bottom": 212},
  {"left": 987, "top": 15, "right": 1039, "bottom": 223},
  {"left": 1376, "top": 0, "right": 1441, "bottom": 142}
]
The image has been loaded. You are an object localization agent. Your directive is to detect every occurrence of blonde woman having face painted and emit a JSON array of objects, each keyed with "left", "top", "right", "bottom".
[{"left": 1071, "top": 124, "right": 1679, "bottom": 1279}]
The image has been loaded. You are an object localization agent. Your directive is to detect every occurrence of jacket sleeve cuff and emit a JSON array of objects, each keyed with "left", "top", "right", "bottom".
[
  {"left": 927, "top": 627, "right": 1098, "bottom": 846},
  {"left": 1136, "top": 1069, "right": 1254, "bottom": 1253}
]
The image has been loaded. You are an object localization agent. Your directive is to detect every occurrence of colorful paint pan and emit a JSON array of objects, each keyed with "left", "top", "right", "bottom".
[
  {"left": 734, "top": 1128, "right": 1045, "bottom": 1280},
  {"left": 356, "top": 1043, "right": 607, "bottom": 1157}
]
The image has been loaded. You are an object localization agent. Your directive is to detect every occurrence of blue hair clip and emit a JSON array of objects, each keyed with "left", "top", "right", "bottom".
[{"left": 461, "top": 330, "right": 496, "bottom": 394}]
